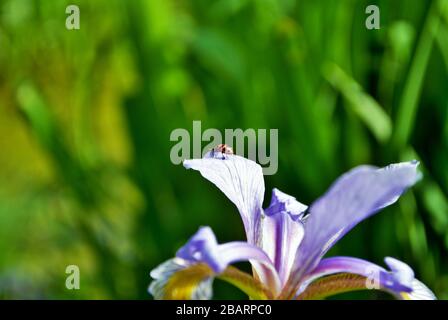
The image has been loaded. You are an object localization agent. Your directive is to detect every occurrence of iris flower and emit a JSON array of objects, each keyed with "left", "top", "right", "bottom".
[{"left": 149, "top": 152, "right": 435, "bottom": 300}]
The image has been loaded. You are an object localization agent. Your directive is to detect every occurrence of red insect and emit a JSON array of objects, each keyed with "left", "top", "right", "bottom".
[{"left": 211, "top": 144, "right": 234, "bottom": 159}]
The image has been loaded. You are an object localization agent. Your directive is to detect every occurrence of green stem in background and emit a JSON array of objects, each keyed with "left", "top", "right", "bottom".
[
  {"left": 16, "top": 83, "right": 120, "bottom": 297},
  {"left": 323, "top": 62, "right": 392, "bottom": 143},
  {"left": 392, "top": 0, "right": 447, "bottom": 150},
  {"left": 436, "top": 23, "right": 448, "bottom": 69}
]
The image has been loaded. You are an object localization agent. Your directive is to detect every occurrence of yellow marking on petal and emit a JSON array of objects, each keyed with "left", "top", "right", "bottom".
[
  {"left": 163, "top": 264, "right": 214, "bottom": 299},
  {"left": 401, "top": 292, "right": 412, "bottom": 300},
  {"left": 161, "top": 264, "right": 271, "bottom": 300}
]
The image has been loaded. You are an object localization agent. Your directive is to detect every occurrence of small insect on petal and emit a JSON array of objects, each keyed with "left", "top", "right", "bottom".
[{"left": 210, "top": 144, "right": 234, "bottom": 160}]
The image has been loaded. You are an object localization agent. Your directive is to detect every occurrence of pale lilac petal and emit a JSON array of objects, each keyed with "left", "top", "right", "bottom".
[
  {"left": 288, "top": 161, "right": 420, "bottom": 291},
  {"left": 219, "top": 242, "right": 282, "bottom": 294},
  {"left": 262, "top": 188, "right": 306, "bottom": 285},
  {"left": 149, "top": 258, "right": 213, "bottom": 300},
  {"left": 384, "top": 257, "right": 414, "bottom": 289},
  {"left": 297, "top": 257, "right": 436, "bottom": 300},
  {"left": 167, "top": 226, "right": 281, "bottom": 295},
  {"left": 176, "top": 226, "right": 223, "bottom": 272},
  {"left": 299, "top": 256, "right": 411, "bottom": 296},
  {"left": 184, "top": 153, "right": 265, "bottom": 244},
  {"left": 149, "top": 226, "right": 282, "bottom": 299},
  {"left": 265, "top": 188, "right": 308, "bottom": 218},
  {"left": 296, "top": 256, "right": 434, "bottom": 299},
  {"left": 401, "top": 279, "right": 437, "bottom": 300},
  {"left": 176, "top": 226, "right": 275, "bottom": 274},
  {"left": 384, "top": 257, "right": 436, "bottom": 300}
]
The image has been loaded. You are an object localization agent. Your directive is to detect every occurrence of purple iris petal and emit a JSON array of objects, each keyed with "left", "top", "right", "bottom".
[
  {"left": 265, "top": 188, "right": 308, "bottom": 219},
  {"left": 184, "top": 153, "right": 265, "bottom": 244},
  {"left": 175, "top": 226, "right": 281, "bottom": 292},
  {"left": 299, "top": 256, "right": 413, "bottom": 297},
  {"left": 384, "top": 257, "right": 414, "bottom": 289},
  {"left": 381, "top": 257, "right": 435, "bottom": 299},
  {"left": 288, "top": 161, "right": 420, "bottom": 291},
  {"left": 262, "top": 188, "right": 306, "bottom": 284},
  {"left": 149, "top": 258, "right": 214, "bottom": 300},
  {"left": 176, "top": 226, "right": 223, "bottom": 272},
  {"left": 177, "top": 226, "right": 275, "bottom": 273},
  {"left": 403, "top": 279, "right": 437, "bottom": 300},
  {"left": 179, "top": 155, "right": 432, "bottom": 300}
]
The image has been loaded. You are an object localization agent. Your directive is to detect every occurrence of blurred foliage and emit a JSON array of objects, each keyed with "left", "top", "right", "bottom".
[{"left": 0, "top": 0, "right": 448, "bottom": 299}]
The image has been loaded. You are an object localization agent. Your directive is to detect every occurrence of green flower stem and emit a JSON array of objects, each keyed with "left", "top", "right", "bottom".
[{"left": 393, "top": 0, "right": 447, "bottom": 149}]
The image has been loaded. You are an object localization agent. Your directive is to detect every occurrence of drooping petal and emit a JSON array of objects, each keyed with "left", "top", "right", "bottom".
[
  {"left": 384, "top": 257, "right": 436, "bottom": 300},
  {"left": 285, "top": 161, "right": 420, "bottom": 296},
  {"left": 384, "top": 257, "right": 414, "bottom": 289},
  {"left": 262, "top": 188, "right": 306, "bottom": 285},
  {"left": 294, "top": 256, "right": 435, "bottom": 300},
  {"left": 149, "top": 260, "right": 272, "bottom": 300},
  {"left": 176, "top": 226, "right": 276, "bottom": 274},
  {"left": 149, "top": 227, "right": 281, "bottom": 299},
  {"left": 299, "top": 256, "right": 411, "bottom": 295},
  {"left": 184, "top": 153, "right": 265, "bottom": 244},
  {"left": 149, "top": 258, "right": 214, "bottom": 300},
  {"left": 400, "top": 279, "right": 437, "bottom": 300},
  {"left": 176, "top": 226, "right": 224, "bottom": 273}
]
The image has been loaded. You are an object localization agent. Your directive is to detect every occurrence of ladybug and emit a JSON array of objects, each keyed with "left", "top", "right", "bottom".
[{"left": 210, "top": 144, "right": 234, "bottom": 159}]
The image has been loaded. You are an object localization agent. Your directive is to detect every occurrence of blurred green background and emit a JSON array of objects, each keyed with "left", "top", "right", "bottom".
[{"left": 0, "top": 0, "right": 448, "bottom": 299}]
